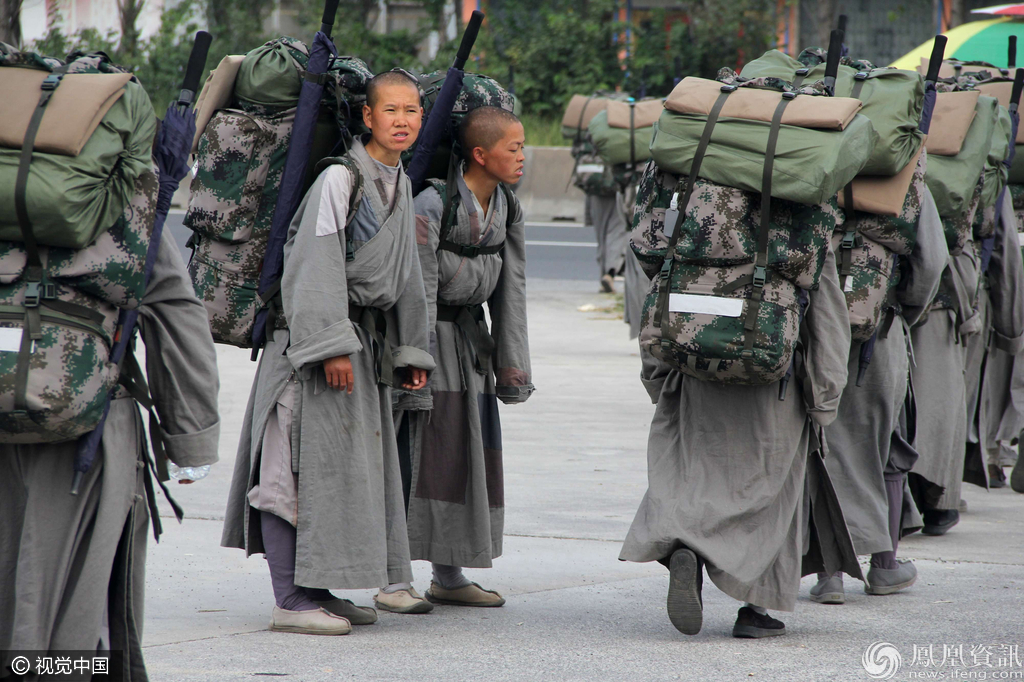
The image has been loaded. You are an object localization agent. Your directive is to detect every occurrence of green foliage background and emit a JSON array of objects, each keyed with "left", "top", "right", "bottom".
[{"left": 27, "top": 0, "right": 779, "bottom": 144}]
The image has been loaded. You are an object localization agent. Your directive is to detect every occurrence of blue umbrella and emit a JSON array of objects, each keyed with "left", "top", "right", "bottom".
[
  {"left": 70, "top": 32, "right": 211, "bottom": 509},
  {"left": 406, "top": 10, "right": 485, "bottom": 196},
  {"left": 251, "top": 0, "right": 341, "bottom": 355}
]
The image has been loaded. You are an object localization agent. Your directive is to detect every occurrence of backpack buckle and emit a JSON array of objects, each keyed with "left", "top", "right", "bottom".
[
  {"left": 782, "top": 91, "right": 797, "bottom": 100},
  {"left": 720, "top": 84, "right": 737, "bottom": 93},
  {"left": 795, "top": 68, "right": 809, "bottom": 76},
  {"left": 841, "top": 230, "right": 856, "bottom": 250},
  {"left": 24, "top": 281, "right": 41, "bottom": 307},
  {"left": 458, "top": 244, "right": 480, "bottom": 258},
  {"left": 753, "top": 265, "right": 767, "bottom": 288},
  {"left": 41, "top": 73, "right": 63, "bottom": 90},
  {"left": 854, "top": 71, "right": 869, "bottom": 80}
]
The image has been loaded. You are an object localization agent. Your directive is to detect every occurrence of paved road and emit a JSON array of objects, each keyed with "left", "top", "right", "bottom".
[
  {"left": 166, "top": 212, "right": 602, "bottom": 283},
  {"left": 141, "top": 278, "right": 1024, "bottom": 682}
]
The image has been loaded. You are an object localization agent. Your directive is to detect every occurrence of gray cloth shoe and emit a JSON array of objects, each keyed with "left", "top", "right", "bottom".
[
  {"left": 269, "top": 606, "right": 351, "bottom": 635},
  {"left": 809, "top": 574, "right": 845, "bottom": 604},
  {"left": 865, "top": 560, "right": 918, "bottom": 595},
  {"left": 314, "top": 598, "right": 378, "bottom": 625},
  {"left": 1012, "top": 456, "right": 1024, "bottom": 494},
  {"left": 666, "top": 548, "right": 703, "bottom": 636}
]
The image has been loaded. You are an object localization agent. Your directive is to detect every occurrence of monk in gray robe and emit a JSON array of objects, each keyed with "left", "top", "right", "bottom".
[
  {"left": 620, "top": 247, "right": 855, "bottom": 639},
  {"left": 222, "top": 72, "right": 435, "bottom": 633},
  {"left": 812, "top": 187, "right": 946, "bottom": 604},
  {"left": 398, "top": 106, "right": 533, "bottom": 608},
  {"left": 1, "top": 234, "right": 221, "bottom": 680},
  {"left": 962, "top": 193, "right": 1024, "bottom": 489},
  {"left": 908, "top": 232, "right": 980, "bottom": 535},
  {"left": 587, "top": 190, "right": 628, "bottom": 293}
]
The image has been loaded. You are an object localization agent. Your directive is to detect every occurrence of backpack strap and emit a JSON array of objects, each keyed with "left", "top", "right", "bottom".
[
  {"left": 435, "top": 180, "right": 509, "bottom": 258},
  {"left": 13, "top": 68, "right": 65, "bottom": 414}
]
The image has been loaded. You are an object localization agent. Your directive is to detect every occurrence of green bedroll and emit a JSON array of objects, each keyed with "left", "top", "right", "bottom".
[
  {"left": 925, "top": 94, "right": 999, "bottom": 219},
  {"left": 741, "top": 49, "right": 925, "bottom": 177}
]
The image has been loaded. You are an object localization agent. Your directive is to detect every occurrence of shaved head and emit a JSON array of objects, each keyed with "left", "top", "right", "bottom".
[
  {"left": 459, "top": 106, "right": 521, "bottom": 162},
  {"left": 366, "top": 70, "right": 420, "bottom": 109}
]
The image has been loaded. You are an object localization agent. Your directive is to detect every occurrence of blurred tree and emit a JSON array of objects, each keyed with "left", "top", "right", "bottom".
[{"left": 1, "top": 0, "right": 22, "bottom": 46}]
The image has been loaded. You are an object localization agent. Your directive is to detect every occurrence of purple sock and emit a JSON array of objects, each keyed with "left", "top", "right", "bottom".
[
  {"left": 871, "top": 476, "right": 904, "bottom": 570},
  {"left": 260, "top": 510, "right": 319, "bottom": 611}
]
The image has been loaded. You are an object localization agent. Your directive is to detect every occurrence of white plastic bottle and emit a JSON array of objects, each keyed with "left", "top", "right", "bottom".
[{"left": 167, "top": 462, "right": 211, "bottom": 482}]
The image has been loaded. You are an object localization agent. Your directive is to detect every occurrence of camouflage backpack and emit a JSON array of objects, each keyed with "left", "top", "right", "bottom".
[
  {"left": 0, "top": 48, "right": 159, "bottom": 443},
  {"left": 631, "top": 159, "right": 835, "bottom": 385},
  {"left": 404, "top": 71, "right": 515, "bottom": 181},
  {"left": 186, "top": 38, "right": 373, "bottom": 347},
  {"left": 832, "top": 153, "right": 928, "bottom": 341}
]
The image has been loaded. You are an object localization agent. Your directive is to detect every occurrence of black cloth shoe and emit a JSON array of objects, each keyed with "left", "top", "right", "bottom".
[
  {"left": 922, "top": 509, "right": 959, "bottom": 536},
  {"left": 989, "top": 464, "right": 1007, "bottom": 489},
  {"left": 666, "top": 548, "right": 703, "bottom": 635},
  {"left": 732, "top": 607, "right": 786, "bottom": 639}
]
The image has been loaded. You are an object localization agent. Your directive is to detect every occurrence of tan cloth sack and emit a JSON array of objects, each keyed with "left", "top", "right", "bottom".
[
  {"left": 606, "top": 99, "right": 663, "bottom": 129},
  {"left": 925, "top": 91, "right": 980, "bottom": 156},
  {"left": 561, "top": 94, "right": 611, "bottom": 131},
  {"left": 974, "top": 81, "right": 1024, "bottom": 143},
  {"left": 192, "top": 54, "right": 245, "bottom": 153},
  {"left": 0, "top": 70, "right": 130, "bottom": 156},
  {"left": 837, "top": 143, "right": 925, "bottom": 217},
  {"left": 665, "top": 77, "right": 861, "bottom": 130}
]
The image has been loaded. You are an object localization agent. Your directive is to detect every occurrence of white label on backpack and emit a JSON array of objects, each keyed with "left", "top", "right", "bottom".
[
  {"left": 1018, "top": 232, "right": 1024, "bottom": 247},
  {"left": 669, "top": 294, "right": 743, "bottom": 317},
  {"left": 844, "top": 275, "right": 854, "bottom": 292},
  {"left": 577, "top": 164, "right": 605, "bottom": 174},
  {"left": 0, "top": 327, "right": 23, "bottom": 352}
]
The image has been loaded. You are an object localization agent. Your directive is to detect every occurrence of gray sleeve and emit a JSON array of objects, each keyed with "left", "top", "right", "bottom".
[
  {"left": 283, "top": 174, "right": 364, "bottom": 373},
  {"left": 800, "top": 248, "right": 852, "bottom": 427},
  {"left": 137, "top": 233, "right": 221, "bottom": 467},
  {"left": 987, "top": 191, "right": 1024, "bottom": 354},
  {"left": 897, "top": 188, "right": 947, "bottom": 327},
  {"left": 489, "top": 193, "right": 534, "bottom": 404}
]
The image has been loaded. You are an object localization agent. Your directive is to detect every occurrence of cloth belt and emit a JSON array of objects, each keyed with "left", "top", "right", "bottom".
[
  {"left": 348, "top": 303, "right": 395, "bottom": 387},
  {"left": 437, "top": 302, "right": 494, "bottom": 375}
]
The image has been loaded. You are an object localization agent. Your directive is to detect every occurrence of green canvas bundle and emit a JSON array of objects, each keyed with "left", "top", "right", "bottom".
[
  {"left": 0, "top": 46, "right": 156, "bottom": 250},
  {"left": 925, "top": 95, "right": 999, "bottom": 219},
  {"left": 587, "top": 109, "right": 654, "bottom": 167},
  {"left": 980, "top": 104, "right": 1012, "bottom": 212},
  {"left": 649, "top": 104, "right": 876, "bottom": 206},
  {"left": 741, "top": 49, "right": 925, "bottom": 176}
]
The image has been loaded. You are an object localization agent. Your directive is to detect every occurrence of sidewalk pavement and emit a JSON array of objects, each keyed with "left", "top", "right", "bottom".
[{"left": 143, "top": 279, "right": 1024, "bottom": 682}]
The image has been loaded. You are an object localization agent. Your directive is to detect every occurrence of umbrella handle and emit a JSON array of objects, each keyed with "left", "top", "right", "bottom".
[
  {"left": 178, "top": 31, "right": 212, "bottom": 108},
  {"left": 1012, "top": 69, "right": 1024, "bottom": 111},
  {"left": 925, "top": 35, "right": 948, "bottom": 84},
  {"left": 837, "top": 14, "right": 847, "bottom": 34},
  {"left": 823, "top": 29, "right": 843, "bottom": 96},
  {"left": 454, "top": 10, "right": 484, "bottom": 70},
  {"left": 321, "top": 0, "right": 340, "bottom": 38},
  {"left": 1010, "top": 36, "right": 1018, "bottom": 70}
]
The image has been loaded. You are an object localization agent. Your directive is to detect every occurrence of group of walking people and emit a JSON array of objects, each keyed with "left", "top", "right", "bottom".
[{"left": 5, "top": 36, "right": 1024, "bottom": 682}]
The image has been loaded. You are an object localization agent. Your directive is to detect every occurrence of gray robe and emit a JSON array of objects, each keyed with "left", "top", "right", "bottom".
[
  {"left": 824, "top": 189, "right": 946, "bottom": 555},
  {"left": 623, "top": 250, "right": 649, "bottom": 340},
  {"left": 620, "top": 249, "right": 853, "bottom": 612},
  {"left": 1, "top": 235, "right": 220, "bottom": 680},
  {"left": 403, "top": 172, "right": 533, "bottom": 568},
  {"left": 964, "top": 191, "right": 1024, "bottom": 484},
  {"left": 221, "top": 141, "right": 435, "bottom": 589},
  {"left": 586, "top": 192, "right": 628, "bottom": 277},
  {"left": 910, "top": 227, "right": 979, "bottom": 510}
]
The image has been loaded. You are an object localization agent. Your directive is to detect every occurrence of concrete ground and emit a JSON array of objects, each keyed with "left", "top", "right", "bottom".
[{"left": 142, "top": 278, "right": 1024, "bottom": 682}]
